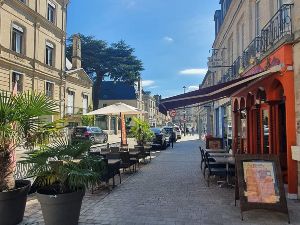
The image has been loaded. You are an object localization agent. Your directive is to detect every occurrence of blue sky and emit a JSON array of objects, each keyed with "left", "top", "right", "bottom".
[{"left": 67, "top": 0, "right": 220, "bottom": 98}]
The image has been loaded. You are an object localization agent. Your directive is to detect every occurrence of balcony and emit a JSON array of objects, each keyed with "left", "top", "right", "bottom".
[
  {"left": 219, "top": 4, "right": 293, "bottom": 83},
  {"left": 65, "top": 106, "right": 89, "bottom": 116}
]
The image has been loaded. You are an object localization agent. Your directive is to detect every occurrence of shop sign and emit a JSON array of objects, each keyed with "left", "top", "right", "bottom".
[{"left": 235, "top": 154, "right": 290, "bottom": 223}]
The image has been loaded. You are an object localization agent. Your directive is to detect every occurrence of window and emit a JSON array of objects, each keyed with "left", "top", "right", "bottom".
[
  {"left": 45, "top": 82, "right": 54, "bottom": 98},
  {"left": 255, "top": 0, "right": 261, "bottom": 37},
  {"left": 47, "top": 2, "right": 56, "bottom": 23},
  {"left": 45, "top": 42, "right": 54, "bottom": 66},
  {"left": 82, "top": 95, "right": 88, "bottom": 114},
  {"left": 19, "top": 0, "right": 26, "bottom": 3},
  {"left": 11, "top": 24, "right": 24, "bottom": 54},
  {"left": 67, "top": 91, "right": 74, "bottom": 115},
  {"left": 12, "top": 72, "right": 23, "bottom": 92}
]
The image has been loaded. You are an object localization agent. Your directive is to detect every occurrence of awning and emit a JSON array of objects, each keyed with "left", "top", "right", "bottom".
[{"left": 159, "top": 66, "right": 281, "bottom": 115}]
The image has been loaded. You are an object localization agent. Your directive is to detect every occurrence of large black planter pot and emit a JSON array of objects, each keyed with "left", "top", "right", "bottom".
[
  {"left": 0, "top": 180, "right": 31, "bottom": 225},
  {"left": 37, "top": 190, "right": 85, "bottom": 225}
]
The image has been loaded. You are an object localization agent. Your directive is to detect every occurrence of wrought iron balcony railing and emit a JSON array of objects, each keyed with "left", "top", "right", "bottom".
[
  {"left": 219, "top": 4, "right": 293, "bottom": 84},
  {"left": 65, "top": 106, "right": 89, "bottom": 116}
]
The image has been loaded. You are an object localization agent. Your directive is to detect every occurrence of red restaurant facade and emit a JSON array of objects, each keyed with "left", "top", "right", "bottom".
[{"left": 231, "top": 44, "right": 297, "bottom": 196}]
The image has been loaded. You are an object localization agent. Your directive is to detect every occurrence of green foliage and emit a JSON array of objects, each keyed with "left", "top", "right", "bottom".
[
  {"left": 130, "top": 117, "right": 154, "bottom": 145},
  {"left": 66, "top": 34, "right": 144, "bottom": 108},
  {"left": 0, "top": 91, "right": 58, "bottom": 191},
  {"left": 21, "top": 139, "right": 105, "bottom": 194},
  {"left": 81, "top": 115, "right": 94, "bottom": 126},
  {"left": 66, "top": 35, "right": 143, "bottom": 82}
]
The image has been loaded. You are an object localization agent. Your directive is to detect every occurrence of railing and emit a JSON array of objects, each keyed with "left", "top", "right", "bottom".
[
  {"left": 218, "top": 4, "right": 293, "bottom": 84},
  {"left": 65, "top": 106, "right": 89, "bottom": 116}
]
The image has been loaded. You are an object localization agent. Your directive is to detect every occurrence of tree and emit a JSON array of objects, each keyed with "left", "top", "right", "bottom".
[{"left": 66, "top": 34, "right": 144, "bottom": 109}]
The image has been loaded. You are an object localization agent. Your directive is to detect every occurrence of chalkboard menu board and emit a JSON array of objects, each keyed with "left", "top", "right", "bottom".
[
  {"left": 235, "top": 154, "right": 290, "bottom": 223},
  {"left": 206, "top": 137, "right": 223, "bottom": 149}
]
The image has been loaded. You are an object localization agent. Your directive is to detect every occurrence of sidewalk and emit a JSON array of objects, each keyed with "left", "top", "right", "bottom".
[{"left": 21, "top": 135, "right": 300, "bottom": 225}]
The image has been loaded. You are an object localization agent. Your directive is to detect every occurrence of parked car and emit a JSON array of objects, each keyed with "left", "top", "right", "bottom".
[
  {"left": 150, "top": 127, "right": 168, "bottom": 150},
  {"left": 173, "top": 126, "right": 182, "bottom": 139},
  {"left": 162, "top": 126, "right": 176, "bottom": 142},
  {"left": 71, "top": 126, "right": 108, "bottom": 144}
]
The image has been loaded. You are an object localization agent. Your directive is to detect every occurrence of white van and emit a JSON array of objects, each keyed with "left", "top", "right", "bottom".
[{"left": 173, "top": 126, "right": 182, "bottom": 139}]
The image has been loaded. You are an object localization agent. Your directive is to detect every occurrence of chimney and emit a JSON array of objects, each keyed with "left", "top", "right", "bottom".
[{"left": 72, "top": 34, "right": 81, "bottom": 69}]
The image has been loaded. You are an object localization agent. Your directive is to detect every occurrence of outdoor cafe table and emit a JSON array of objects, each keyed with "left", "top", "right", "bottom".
[
  {"left": 211, "top": 155, "right": 235, "bottom": 186},
  {"left": 207, "top": 152, "right": 232, "bottom": 157},
  {"left": 204, "top": 149, "right": 228, "bottom": 154}
]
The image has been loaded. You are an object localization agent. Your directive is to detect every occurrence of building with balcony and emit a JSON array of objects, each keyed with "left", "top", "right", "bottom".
[
  {"left": 159, "top": 0, "right": 300, "bottom": 198},
  {"left": 0, "top": 0, "right": 69, "bottom": 121},
  {"left": 208, "top": 0, "right": 299, "bottom": 198}
]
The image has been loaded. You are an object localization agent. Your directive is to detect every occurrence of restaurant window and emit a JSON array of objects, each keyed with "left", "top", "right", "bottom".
[
  {"left": 11, "top": 24, "right": 24, "bottom": 54},
  {"left": 45, "top": 81, "right": 54, "bottom": 99},
  {"left": 45, "top": 42, "right": 54, "bottom": 66},
  {"left": 12, "top": 72, "right": 23, "bottom": 92},
  {"left": 82, "top": 95, "right": 88, "bottom": 114},
  {"left": 47, "top": 2, "right": 56, "bottom": 23}
]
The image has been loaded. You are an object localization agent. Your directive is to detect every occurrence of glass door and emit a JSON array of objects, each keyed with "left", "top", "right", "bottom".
[{"left": 261, "top": 105, "right": 270, "bottom": 154}]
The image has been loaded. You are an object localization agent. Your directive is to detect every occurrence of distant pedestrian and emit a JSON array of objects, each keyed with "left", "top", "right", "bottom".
[
  {"left": 191, "top": 127, "right": 195, "bottom": 136},
  {"left": 186, "top": 127, "right": 189, "bottom": 136},
  {"left": 171, "top": 131, "right": 176, "bottom": 148}
]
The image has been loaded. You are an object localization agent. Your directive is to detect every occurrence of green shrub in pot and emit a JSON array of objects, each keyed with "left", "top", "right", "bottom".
[
  {"left": 0, "top": 91, "right": 57, "bottom": 225},
  {"left": 21, "top": 139, "right": 105, "bottom": 225}
]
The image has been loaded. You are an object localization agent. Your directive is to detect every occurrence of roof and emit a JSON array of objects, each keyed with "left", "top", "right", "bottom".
[{"left": 100, "top": 81, "right": 137, "bottom": 100}]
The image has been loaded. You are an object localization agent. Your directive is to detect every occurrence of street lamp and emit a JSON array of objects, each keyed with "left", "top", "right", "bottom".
[{"left": 183, "top": 86, "right": 186, "bottom": 136}]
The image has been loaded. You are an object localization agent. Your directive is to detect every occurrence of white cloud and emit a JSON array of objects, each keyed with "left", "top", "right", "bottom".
[
  {"left": 179, "top": 68, "right": 208, "bottom": 76},
  {"left": 163, "top": 36, "right": 174, "bottom": 43},
  {"left": 123, "top": 0, "right": 136, "bottom": 9},
  {"left": 142, "top": 80, "right": 155, "bottom": 87},
  {"left": 148, "top": 86, "right": 159, "bottom": 89},
  {"left": 188, "top": 85, "right": 199, "bottom": 91}
]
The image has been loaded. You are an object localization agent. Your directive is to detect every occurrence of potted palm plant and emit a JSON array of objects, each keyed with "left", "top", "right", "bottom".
[
  {"left": 0, "top": 91, "right": 58, "bottom": 225},
  {"left": 130, "top": 117, "right": 154, "bottom": 146},
  {"left": 22, "top": 139, "right": 105, "bottom": 225}
]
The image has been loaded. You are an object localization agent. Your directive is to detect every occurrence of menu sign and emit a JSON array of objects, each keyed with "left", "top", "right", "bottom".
[
  {"left": 235, "top": 154, "right": 290, "bottom": 223},
  {"left": 243, "top": 161, "right": 279, "bottom": 204},
  {"left": 206, "top": 137, "right": 223, "bottom": 149}
]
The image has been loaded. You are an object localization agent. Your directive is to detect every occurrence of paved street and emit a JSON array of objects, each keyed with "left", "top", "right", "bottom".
[{"left": 22, "top": 135, "right": 300, "bottom": 225}]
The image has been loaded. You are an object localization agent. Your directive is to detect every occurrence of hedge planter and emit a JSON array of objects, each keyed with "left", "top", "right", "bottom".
[
  {"left": 0, "top": 180, "right": 31, "bottom": 225},
  {"left": 37, "top": 190, "right": 85, "bottom": 225}
]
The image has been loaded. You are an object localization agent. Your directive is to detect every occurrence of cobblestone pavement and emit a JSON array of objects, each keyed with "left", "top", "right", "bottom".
[{"left": 21, "top": 135, "right": 300, "bottom": 225}]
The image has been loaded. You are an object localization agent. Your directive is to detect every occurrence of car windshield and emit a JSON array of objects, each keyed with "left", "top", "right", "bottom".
[
  {"left": 74, "top": 127, "right": 87, "bottom": 134},
  {"left": 91, "top": 127, "right": 102, "bottom": 132},
  {"left": 163, "top": 127, "right": 173, "bottom": 134},
  {"left": 151, "top": 128, "right": 161, "bottom": 134}
]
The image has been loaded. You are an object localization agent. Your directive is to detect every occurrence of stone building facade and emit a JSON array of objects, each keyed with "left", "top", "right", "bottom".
[{"left": 0, "top": 1, "right": 92, "bottom": 125}]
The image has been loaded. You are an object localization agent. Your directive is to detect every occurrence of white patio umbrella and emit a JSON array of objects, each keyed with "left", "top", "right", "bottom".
[{"left": 84, "top": 102, "right": 143, "bottom": 116}]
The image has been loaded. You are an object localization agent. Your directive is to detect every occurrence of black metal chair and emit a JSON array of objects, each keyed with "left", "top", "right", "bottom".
[
  {"left": 135, "top": 145, "right": 150, "bottom": 163},
  {"left": 110, "top": 146, "right": 120, "bottom": 153},
  {"left": 119, "top": 151, "right": 136, "bottom": 172},
  {"left": 204, "top": 152, "right": 226, "bottom": 187}
]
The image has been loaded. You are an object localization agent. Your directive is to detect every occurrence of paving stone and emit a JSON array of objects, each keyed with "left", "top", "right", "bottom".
[{"left": 20, "top": 136, "right": 300, "bottom": 225}]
